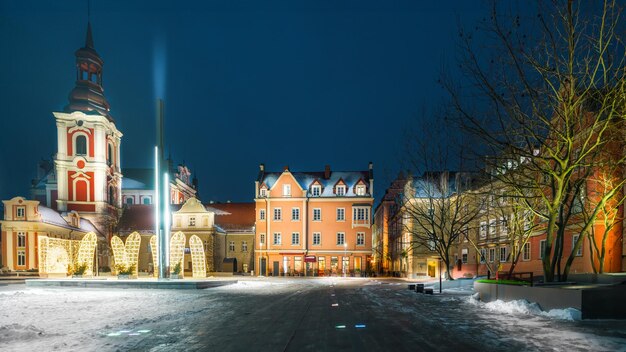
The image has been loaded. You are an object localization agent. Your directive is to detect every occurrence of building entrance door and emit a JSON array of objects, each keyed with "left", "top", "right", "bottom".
[
  {"left": 272, "top": 261, "right": 279, "bottom": 276},
  {"left": 427, "top": 260, "right": 436, "bottom": 277},
  {"left": 260, "top": 258, "right": 266, "bottom": 276}
]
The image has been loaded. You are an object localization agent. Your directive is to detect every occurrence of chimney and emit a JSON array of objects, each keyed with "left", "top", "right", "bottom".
[
  {"left": 369, "top": 162, "right": 373, "bottom": 170},
  {"left": 324, "top": 165, "right": 331, "bottom": 179},
  {"left": 283, "top": 165, "right": 289, "bottom": 172},
  {"left": 259, "top": 163, "right": 264, "bottom": 172}
]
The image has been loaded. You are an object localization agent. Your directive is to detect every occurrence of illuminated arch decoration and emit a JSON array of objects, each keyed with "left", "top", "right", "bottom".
[
  {"left": 189, "top": 235, "right": 206, "bottom": 278},
  {"left": 170, "top": 231, "right": 186, "bottom": 278},
  {"left": 76, "top": 232, "right": 97, "bottom": 275},
  {"left": 110, "top": 232, "right": 142, "bottom": 275},
  {"left": 37, "top": 236, "right": 81, "bottom": 276},
  {"left": 150, "top": 235, "right": 158, "bottom": 277}
]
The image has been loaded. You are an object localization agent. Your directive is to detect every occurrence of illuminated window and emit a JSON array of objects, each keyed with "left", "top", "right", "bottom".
[
  {"left": 292, "top": 208, "right": 300, "bottom": 221},
  {"left": 16, "top": 206, "right": 25, "bottom": 219},
  {"left": 291, "top": 233, "right": 300, "bottom": 245},
  {"left": 336, "top": 233, "right": 345, "bottom": 245},
  {"left": 283, "top": 184, "right": 291, "bottom": 197},
  {"left": 313, "top": 208, "right": 321, "bottom": 221},
  {"left": 273, "top": 233, "right": 281, "bottom": 245},
  {"left": 336, "top": 208, "right": 345, "bottom": 221},
  {"left": 356, "top": 232, "right": 365, "bottom": 246},
  {"left": 313, "top": 232, "right": 321, "bottom": 245},
  {"left": 356, "top": 185, "right": 366, "bottom": 196},
  {"left": 75, "top": 135, "right": 87, "bottom": 155},
  {"left": 229, "top": 241, "right": 235, "bottom": 252},
  {"left": 260, "top": 209, "right": 266, "bottom": 220}
]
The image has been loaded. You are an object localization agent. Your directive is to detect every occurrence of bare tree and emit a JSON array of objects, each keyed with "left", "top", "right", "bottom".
[{"left": 445, "top": 0, "right": 626, "bottom": 281}]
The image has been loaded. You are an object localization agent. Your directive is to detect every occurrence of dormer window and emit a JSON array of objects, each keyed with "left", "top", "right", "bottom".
[
  {"left": 311, "top": 185, "right": 321, "bottom": 197},
  {"left": 260, "top": 188, "right": 267, "bottom": 197},
  {"left": 336, "top": 185, "right": 346, "bottom": 196},
  {"left": 16, "top": 206, "right": 25, "bottom": 219},
  {"left": 356, "top": 185, "right": 366, "bottom": 196}
]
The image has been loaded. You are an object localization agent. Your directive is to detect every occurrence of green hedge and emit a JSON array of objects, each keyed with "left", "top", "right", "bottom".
[{"left": 476, "top": 279, "right": 529, "bottom": 286}]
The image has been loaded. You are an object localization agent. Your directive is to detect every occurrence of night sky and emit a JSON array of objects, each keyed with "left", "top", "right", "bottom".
[{"left": 0, "top": 0, "right": 486, "bottom": 204}]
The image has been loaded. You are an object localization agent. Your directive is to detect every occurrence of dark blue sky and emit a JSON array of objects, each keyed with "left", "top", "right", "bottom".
[{"left": 0, "top": 0, "right": 485, "bottom": 203}]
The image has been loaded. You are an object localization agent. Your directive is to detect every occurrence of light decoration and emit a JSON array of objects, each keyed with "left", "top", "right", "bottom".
[
  {"left": 188, "top": 235, "right": 206, "bottom": 278},
  {"left": 150, "top": 235, "right": 158, "bottom": 277},
  {"left": 169, "top": 231, "right": 186, "bottom": 277},
  {"left": 76, "top": 232, "right": 97, "bottom": 275},
  {"left": 37, "top": 232, "right": 96, "bottom": 275},
  {"left": 110, "top": 232, "right": 141, "bottom": 275}
]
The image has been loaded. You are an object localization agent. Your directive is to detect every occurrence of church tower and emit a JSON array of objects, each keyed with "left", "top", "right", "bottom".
[{"left": 53, "top": 22, "right": 123, "bottom": 235}]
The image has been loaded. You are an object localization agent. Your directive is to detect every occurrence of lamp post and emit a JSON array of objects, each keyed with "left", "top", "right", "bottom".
[{"left": 343, "top": 241, "right": 347, "bottom": 277}]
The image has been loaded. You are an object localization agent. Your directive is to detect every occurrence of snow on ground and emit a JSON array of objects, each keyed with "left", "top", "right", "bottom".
[{"left": 466, "top": 292, "right": 583, "bottom": 321}]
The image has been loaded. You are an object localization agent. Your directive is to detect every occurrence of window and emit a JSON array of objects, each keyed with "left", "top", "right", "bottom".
[
  {"left": 488, "top": 248, "right": 495, "bottom": 263},
  {"left": 17, "top": 232, "right": 26, "bottom": 247},
  {"left": 356, "top": 232, "right": 365, "bottom": 246},
  {"left": 313, "top": 232, "right": 321, "bottom": 245},
  {"left": 229, "top": 241, "right": 235, "bottom": 252},
  {"left": 522, "top": 243, "right": 531, "bottom": 261},
  {"left": 336, "top": 208, "right": 345, "bottom": 221},
  {"left": 260, "top": 209, "right": 266, "bottom": 220},
  {"left": 489, "top": 219, "right": 496, "bottom": 237},
  {"left": 17, "top": 250, "right": 25, "bottom": 266},
  {"left": 480, "top": 222, "right": 487, "bottom": 239},
  {"left": 260, "top": 234, "right": 266, "bottom": 245},
  {"left": 283, "top": 184, "right": 291, "bottom": 197},
  {"left": 353, "top": 207, "right": 370, "bottom": 223},
  {"left": 189, "top": 216, "right": 196, "bottom": 227},
  {"left": 125, "top": 197, "right": 133, "bottom": 205},
  {"left": 462, "top": 248, "right": 468, "bottom": 264},
  {"left": 107, "top": 143, "right": 113, "bottom": 166},
  {"left": 480, "top": 248, "right": 486, "bottom": 263},
  {"left": 16, "top": 206, "right": 25, "bottom": 219},
  {"left": 292, "top": 208, "right": 300, "bottom": 221},
  {"left": 242, "top": 241, "right": 248, "bottom": 252},
  {"left": 260, "top": 188, "right": 267, "bottom": 197},
  {"left": 292, "top": 233, "right": 300, "bottom": 245},
  {"left": 499, "top": 217, "right": 508, "bottom": 236},
  {"left": 75, "top": 135, "right": 87, "bottom": 155},
  {"left": 142, "top": 197, "right": 151, "bottom": 205},
  {"left": 273, "top": 233, "right": 281, "bottom": 245},
  {"left": 336, "top": 232, "right": 345, "bottom": 245},
  {"left": 572, "top": 235, "right": 583, "bottom": 256},
  {"left": 274, "top": 208, "right": 282, "bottom": 221},
  {"left": 356, "top": 185, "right": 366, "bottom": 196},
  {"left": 500, "top": 247, "right": 508, "bottom": 262},
  {"left": 311, "top": 185, "right": 321, "bottom": 197},
  {"left": 336, "top": 185, "right": 346, "bottom": 196},
  {"left": 540, "top": 239, "right": 547, "bottom": 259},
  {"left": 313, "top": 208, "right": 321, "bottom": 221}
]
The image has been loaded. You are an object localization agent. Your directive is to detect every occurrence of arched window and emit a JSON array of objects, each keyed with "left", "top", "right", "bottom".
[
  {"left": 107, "top": 143, "right": 113, "bottom": 166},
  {"left": 125, "top": 197, "right": 133, "bottom": 205},
  {"left": 143, "top": 197, "right": 151, "bottom": 205},
  {"left": 76, "top": 135, "right": 87, "bottom": 156}
]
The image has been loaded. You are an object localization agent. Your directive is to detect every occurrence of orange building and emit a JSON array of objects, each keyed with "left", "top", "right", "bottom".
[{"left": 255, "top": 164, "right": 374, "bottom": 276}]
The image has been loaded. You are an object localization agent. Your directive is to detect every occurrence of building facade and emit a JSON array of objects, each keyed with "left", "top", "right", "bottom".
[
  {"left": 210, "top": 202, "right": 256, "bottom": 273},
  {"left": 255, "top": 164, "right": 374, "bottom": 276}
]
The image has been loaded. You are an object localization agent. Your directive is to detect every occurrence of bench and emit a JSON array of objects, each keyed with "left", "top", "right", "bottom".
[
  {"left": 416, "top": 283, "right": 425, "bottom": 293},
  {"left": 424, "top": 288, "right": 434, "bottom": 295},
  {"left": 408, "top": 283, "right": 416, "bottom": 290}
]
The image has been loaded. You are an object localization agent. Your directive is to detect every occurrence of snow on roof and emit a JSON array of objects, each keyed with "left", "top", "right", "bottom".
[
  {"left": 38, "top": 206, "right": 103, "bottom": 237},
  {"left": 260, "top": 170, "right": 371, "bottom": 197}
]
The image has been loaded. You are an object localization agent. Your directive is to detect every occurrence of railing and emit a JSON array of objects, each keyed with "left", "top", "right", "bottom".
[{"left": 496, "top": 271, "right": 534, "bottom": 286}]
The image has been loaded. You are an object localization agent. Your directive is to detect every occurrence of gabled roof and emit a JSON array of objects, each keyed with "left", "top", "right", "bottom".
[
  {"left": 38, "top": 206, "right": 103, "bottom": 239},
  {"left": 259, "top": 170, "right": 372, "bottom": 197}
]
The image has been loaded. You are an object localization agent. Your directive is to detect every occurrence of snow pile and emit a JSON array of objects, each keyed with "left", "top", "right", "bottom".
[{"left": 467, "top": 294, "right": 581, "bottom": 321}]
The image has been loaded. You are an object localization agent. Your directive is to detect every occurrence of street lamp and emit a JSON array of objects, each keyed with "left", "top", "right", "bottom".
[{"left": 343, "top": 241, "right": 347, "bottom": 277}]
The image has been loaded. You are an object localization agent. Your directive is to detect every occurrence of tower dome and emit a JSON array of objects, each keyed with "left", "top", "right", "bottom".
[{"left": 64, "top": 22, "right": 113, "bottom": 122}]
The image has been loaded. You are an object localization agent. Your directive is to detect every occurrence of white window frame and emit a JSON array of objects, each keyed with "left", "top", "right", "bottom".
[
  {"left": 336, "top": 208, "right": 345, "bottom": 221},
  {"left": 273, "top": 233, "right": 281, "bottom": 245},
  {"left": 260, "top": 233, "right": 266, "bottom": 246},
  {"left": 480, "top": 221, "right": 487, "bottom": 239},
  {"left": 313, "top": 208, "right": 321, "bottom": 221},
  {"left": 291, "top": 232, "right": 300, "bottom": 245},
  {"left": 500, "top": 246, "right": 508, "bottom": 262},
  {"left": 313, "top": 232, "right": 321, "bottom": 245},
  {"left": 356, "top": 232, "right": 365, "bottom": 246},
  {"left": 336, "top": 185, "right": 346, "bottom": 196},
  {"left": 274, "top": 208, "right": 282, "bottom": 221},
  {"left": 17, "top": 250, "right": 26, "bottom": 266},
  {"left": 229, "top": 241, "right": 235, "bottom": 252},
  {"left": 292, "top": 208, "right": 300, "bottom": 221},
  {"left": 353, "top": 206, "right": 370, "bottom": 225},
  {"left": 499, "top": 217, "right": 507, "bottom": 236},
  {"left": 356, "top": 185, "right": 366, "bottom": 196},
  {"left": 522, "top": 242, "right": 531, "bottom": 261},
  {"left": 572, "top": 235, "right": 583, "bottom": 256},
  {"left": 462, "top": 248, "right": 468, "bottom": 264},
  {"left": 311, "top": 185, "right": 321, "bottom": 197},
  {"left": 260, "top": 209, "right": 266, "bottom": 221},
  {"left": 336, "top": 232, "right": 345, "bottom": 245},
  {"left": 488, "top": 248, "right": 495, "bottom": 263},
  {"left": 17, "top": 232, "right": 26, "bottom": 248},
  {"left": 260, "top": 188, "right": 267, "bottom": 197},
  {"left": 283, "top": 184, "right": 291, "bottom": 197},
  {"left": 16, "top": 206, "right": 25, "bottom": 219},
  {"left": 242, "top": 241, "right": 248, "bottom": 252},
  {"left": 489, "top": 219, "right": 496, "bottom": 237}
]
